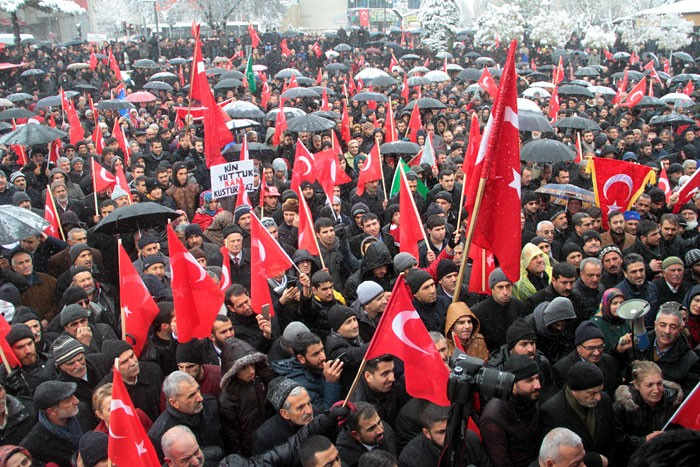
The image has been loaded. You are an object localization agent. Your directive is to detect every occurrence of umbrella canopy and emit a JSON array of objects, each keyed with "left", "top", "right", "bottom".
[
  {"left": 265, "top": 107, "right": 306, "bottom": 121},
  {"left": 35, "top": 95, "right": 63, "bottom": 109},
  {"left": 401, "top": 54, "right": 420, "bottom": 60},
  {"left": 286, "top": 115, "right": 336, "bottom": 133},
  {"left": 223, "top": 101, "right": 265, "bottom": 119},
  {"left": 309, "top": 86, "right": 335, "bottom": 96},
  {"left": 517, "top": 98, "right": 542, "bottom": 113},
  {"left": 222, "top": 142, "right": 276, "bottom": 159},
  {"left": 588, "top": 85, "right": 616, "bottom": 96},
  {"left": 369, "top": 75, "right": 398, "bottom": 87},
  {"left": 325, "top": 63, "right": 348, "bottom": 73},
  {"left": 97, "top": 99, "right": 135, "bottom": 111},
  {"left": 536, "top": 184, "right": 595, "bottom": 204},
  {"left": 522, "top": 87, "right": 551, "bottom": 98},
  {"left": 66, "top": 63, "right": 89, "bottom": 70},
  {"left": 295, "top": 77, "right": 316, "bottom": 86},
  {"left": 557, "top": 85, "right": 594, "bottom": 98},
  {"left": 6, "top": 93, "right": 33, "bottom": 103},
  {"left": 0, "top": 124, "right": 67, "bottom": 146},
  {"left": 520, "top": 139, "right": 575, "bottom": 163},
  {"left": 402, "top": 98, "right": 446, "bottom": 111},
  {"left": 225, "top": 119, "right": 261, "bottom": 130},
  {"left": 672, "top": 52, "right": 694, "bottom": 62},
  {"left": 143, "top": 81, "right": 174, "bottom": 91},
  {"left": 446, "top": 64, "right": 463, "bottom": 72},
  {"left": 408, "top": 66, "right": 430, "bottom": 76},
  {"left": 0, "top": 108, "right": 36, "bottom": 120},
  {"left": 554, "top": 116, "right": 601, "bottom": 131},
  {"left": 214, "top": 79, "right": 243, "bottom": 90},
  {"left": 72, "top": 84, "right": 99, "bottom": 92},
  {"left": 281, "top": 88, "right": 320, "bottom": 100},
  {"left": 133, "top": 59, "right": 158, "bottom": 69},
  {"left": 205, "top": 67, "right": 227, "bottom": 76},
  {"left": 20, "top": 69, "right": 44, "bottom": 77},
  {"left": 668, "top": 73, "right": 700, "bottom": 85},
  {"left": 168, "top": 58, "right": 187, "bottom": 65},
  {"left": 613, "top": 52, "right": 631, "bottom": 60},
  {"left": 0, "top": 205, "right": 50, "bottom": 243},
  {"left": 252, "top": 65, "right": 267, "bottom": 72},
  {"left": 380, "top": 141, "right": 421, "bottom": 155},
  {"left": 125, "top": 91, "right": 157, "bottom": 103},
  {"left": 424, "top": 70, "right": 451, "bottom": 82},
  {"left": 475, "top": 57, "right": 495, "bottom": 65},
  {"left": 311, "top": 110, "right": 342, "bottom": 120},
  {"left": 220, "top": 70, "right": 245, "bottom": 80},
  {"left": 611, "top": 71, "right": 644, "bottom": 81},
  {"left": 458, "top": 68, "right": 482, "bottom": 82},
  {"left": 637, "top": 96, "right": 665, "bottom": 108},
  {"left": 530, "top": 81, "right": 556, "bottom": 89},
  {"left": 149, "top": 72, "right": 178, "bottom": 81},
  {"left": 92, "top": 202, "right": 180, "bottom": 235},
  {"left": 408, "top": 76, "right": 432, "bottom": 86},
  {"left": 0, "top": 99, "right": 13, "bottom": 107},
  {"left": 518, "top": 111, "right": 554, "bottom": 133},
  {"left": 275, "top": 68, "right": 302, "bottom": 79},
  {"left": 355, "top": 68, "right": 390, "bottom": 81},
  {"left": 574, "top": 67, "right": 599, "bottom": 77},
  {"left": 334, "top": 43, "right": 352, "bottom": 52},
  {"left": 436, "top": 51, "right": 453, "bottom": 59},
  {"left": 568, "top": 79, "right": 591, "bottom": 87},
  {"left": 352, "top": 92, "right": 389, "bottom": 103},
  {"left": 649, "top": 113, "right": 695, "bottom": 126},
  {"left": 660, "top": 93, "right": 693, "bottom": 103}
]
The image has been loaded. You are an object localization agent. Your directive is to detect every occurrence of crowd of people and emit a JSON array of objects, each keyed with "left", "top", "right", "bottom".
[{"left": 0, "top": 24, "right": 698, "bottom": 467}]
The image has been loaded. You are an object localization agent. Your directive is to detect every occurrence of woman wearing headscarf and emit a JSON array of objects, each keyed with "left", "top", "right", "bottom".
[
  {"left": 192, "top": 190, "right": 223, "bottom": 231},
  {"left": 590, "top": 288, "right": 633, "bottom": 355}
]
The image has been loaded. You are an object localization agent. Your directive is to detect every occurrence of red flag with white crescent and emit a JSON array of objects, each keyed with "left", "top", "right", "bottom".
[
  {"left": 620, "top": 77, "right": 646, "bottom": 108},
  {"left": 234, "top": 177, "right": 252, "bottom": 209},
  {"left": 0, "top": 315, "right": 21, "bottom": 368},
  {"left": 44, "top": 190, "right": 61, "bottom": 239},
  {"left": 91, "top": 159, "right": 117, "bottom": 193},
  {"left": 672, "top": 169, "right": 700, "bottom": 214},
  {"left": 290, "top": 140, "right": 317, "bottom": 192},
  {"left": 478, "top": 67, "right": 498, "bottom": 98},
  {"left": 219, "top": 246, "right": 231, "bottom": 291},
  {"left": 658, "top": 168, "right": 671, "bottom": 203},
  {"left": 356, "top": 143, "right": 382, "bottom": 196},
  {"left": 297, "top": 190, "right": 319, "bottom": 256}
]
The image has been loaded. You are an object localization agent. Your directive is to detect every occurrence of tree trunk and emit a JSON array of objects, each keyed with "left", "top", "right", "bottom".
[{"left": 11, "top": 11, "right": 21, "bottom": 47}]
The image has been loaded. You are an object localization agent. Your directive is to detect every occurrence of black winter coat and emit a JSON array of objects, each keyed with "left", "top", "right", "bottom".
[
  {"left": 486, "top": 345, "right": 558, "bottom": 403},
  {"left": 472, "top": 296, "right": 525, "bottom": 350},
  {"left": 398, "top": 431, "right": 491, "bottom": 467},
  {"left": 631, "top": 331, "right": 700, "bottom": 394},
  {"left": 250, "top": 413, "right": 300, "bottom": 456},
  {"left": 0, "top": 395, "right": 34, "bottom": 446},
  {"left": 325, "top": 332, "right": 369, "bottom": 396},
  {"left": 350, "top": 378, "right": 411, "bottom": 428},
  {"left": 98, "top": 361, "right": 162, "bottom": 421},
  {"left": 479, "top": 396, "right": 540, "bottom": 467},
  {"left": 336, "top": 422, "right": 397, "bottom": 467},
  {"left": 554, "top": 350, "right": 622, "bottom": 398},
  {"left": 344, "top": 242, "right": 396, "bottom": 303}
]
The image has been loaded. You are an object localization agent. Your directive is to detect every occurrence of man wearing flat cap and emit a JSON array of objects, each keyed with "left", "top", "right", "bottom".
[
  {"left": 19, "top": 380, "right": 94, "bottom": 466},
  {"left": 480, "top": 355, "right": 542, "bottom": 467}
]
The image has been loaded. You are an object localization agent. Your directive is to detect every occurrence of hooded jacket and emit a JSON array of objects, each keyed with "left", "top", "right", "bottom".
[
  {"left": 526, "top": 298, "right": 577, "bottom": 364},
  {"left": 344, "top": 242, "right": 396, "bottom": 303},
  {"left": 444, "top": 302, "right": 489, "bottom": 361},
  {"left": 514, "top": 243, "right": 552, "bottom": 302}
]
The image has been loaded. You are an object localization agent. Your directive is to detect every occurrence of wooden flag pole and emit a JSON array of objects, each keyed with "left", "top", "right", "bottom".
[
  {"left": 117, "top": 238, "right": 126, "bottom": 341},
  {"left": 453, "top": 177, "right": 488, "bottom": 304},
  {"left": 0, "top": 346, "right": 12, "bottom": 373},
  {"left": 377, "top": 144, "right": 388, "bottom": 202}
]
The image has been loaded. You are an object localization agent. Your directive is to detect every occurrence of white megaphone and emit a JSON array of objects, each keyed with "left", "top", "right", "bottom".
[{"left": 616, "top": 299, "right": 651, "bottom": 351}]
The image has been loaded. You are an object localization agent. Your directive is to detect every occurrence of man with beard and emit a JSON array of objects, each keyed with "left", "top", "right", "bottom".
[
  {"left": 1, "top": 324, "right": 54, "bottom": 403},
  {"left": 599, "top": 245, "right": 625, "bottom": 289},
  {"left": 473, "top": 268, "right": 526, "bottom": 350},
  {"left": 399, "top": 403, "right": 490, "bottom": 467},
  {"left": 50, "top": 180, "right": 84, "bottom": 219},
  {"left": 405, "top": 268, "right": 450, "bottom": 333},
  {"left": 336, "top": 402, "right": 397, "bottom": 467},
  {"left": 148, "top": 371, "right": 224, "bottom": 463},
  {"left": 600, "top": 210, "right": 635, "bottom": 251},
  {"left": 480, "top": 355, "right": 542, "bottom": 467},
  {"left": 203, "top": 315, "right": 234, "bottom": 366},
  {"left": 271, "top": 332, "right": 343, "bottom": 412}
]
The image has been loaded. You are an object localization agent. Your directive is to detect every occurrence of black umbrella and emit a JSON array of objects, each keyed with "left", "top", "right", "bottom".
[
  {"left": 672, "top": 52, "right": 694, "bottom": 62},
  {"left": 206, "top": 67, "right": 227, "bottom": 76},
  {"left": 401, "top": 54, "right": 420, "bottom": 60},
  {"left": 20, "top": 69, "right": 45, "bottom": 77},
  {"left": 309, "top": 86, "right": 335, "bottom": 96},
  {"left": 222, "top": 142, "right": 276, "bottom": 160},
  {"left": 538, "top": 65, "right": 554, "bottom": 72},
  {"left": 557, "top": 85, "right": 594, "bottom": 98},
  {"left": 408, "top": 76, "right": 432, "bottom": 86},
  {"left": 520, "top": 139, "right": 575, "bottom": 163},
  {"left": 275, "top": 68, "right": 302, "bottom": 79},
  {"left": 281, "top": 88, "right": 320, "bottom": 100},
  {"left": 295, "top": 77, "right": 316, "bottom": 86},
  {"left": 72, "top": 84, "right": 99, "bottom": 92},
  {"left": 325, "top": 63, "right": 348, "bottom": 73},
  {"left": 264, "top": 107, "right": 306, "bottom": 121},
  {"left": 649, "top": 113, "right": 695, "bottom": 126},
  {"left": 6, "top": 93, "right": 33, "bottom": 103},
  {"left": 334, "top": 43, "right": 352, "bottom": 52},
  {"left": 133, "top": 59, "right": 159, "bottom": 69},
  {"left": 168, "top": 57, "right": 187, "bottom": 65},
  {"left": 554, "top": 116, "right": 601, "bottom": 131},
  {"left": 402, "top": 98, "right": 446, "bottom": 111},
  {"left": 0, "top": 108, "right": 36, "bottom": 120},
  {"left": 637, "top": 96, "right": 665, "bottom": 108},
  {"left": 669, "top": 74, "right": 700, "bottom": 85},
  {"left": 143, "top": 81, "right": 174, "bottom": 91},
  {"left": 97, "top": 99, "right": 135, "bottom": 111},
  {"left": 457, "top": 68, "right": 481, "bottom": 82},
  {"left": 0, "top": 124, "right": 67, "bottom": 146},
  {"left": 518, "top": 111, "right": 554, "bottom": 133},
  {"left": 0, "top": 122, "right": 13, "bottom": 132},
  {"left": 149, "top": 72, "right": 178, "bottom": 81},
  {"left": 92, "top": 202, "right": 180, "bottom": 235},
  {"left": 286, "top": 115, "right": 336, "bottom": 133},
  {"left": 214, "top": 79, "right": 243, "bottom": 90},
  {"left": 611, "top": 71, "right": 644, "bottom": 81},
  {"left": 380, "top": 141, "right": 421, "bottom": 155},
  {"left": 220, "top": 70, "right": 244, "bottom": 80},
  {"left": 369, "top": 75, "right": 398, "bottom": 87},
  {"left": 35, "top": 96, "right": 62, "bottom": 109},
  {"left": 352, "top": 92, "right": 389, "bottom": 103},
  {"left": 311, "top": 110, "right": 341, "bottom": 120}
]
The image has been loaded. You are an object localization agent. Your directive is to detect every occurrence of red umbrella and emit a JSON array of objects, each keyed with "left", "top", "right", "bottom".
[{"left": 125, "top": 91, "right": 157, "bottom": 103}]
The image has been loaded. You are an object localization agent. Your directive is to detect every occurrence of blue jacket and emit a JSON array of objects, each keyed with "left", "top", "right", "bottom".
[
  {"left": 271, "top": 357, "right": 341, "bottom": 412},
  {"left": 615, "top": 278, "right": 659, "bottom": 328}
]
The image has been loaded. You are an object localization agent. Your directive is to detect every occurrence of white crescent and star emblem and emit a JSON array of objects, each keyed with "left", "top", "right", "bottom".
[
  {"left": 100, "top": 167, "right": 115, "bottom": 182},
  {"left": 627, "top": 89, "right": 643, "bottom": 104},
  {"left": 603, "top": 174, "right": 634, "bottom": 203},
  {"left": 109, "top": 426, "right": 125, "bottom": 439},
  {"left": 136, "top": 440, "right": 147, "bottom": 455},
  {"left": 329, "top": 160, "right": 337, "bottom": 183},
  {"left": 508, "top": 168, "right": 521, "bottom": 199},
  {"left": 299, "top": 156, "right": 312, "bottom": 176},
  {"left": 256, "top": 240, "right": 266, "bottom": 262},
  {"left": 111, "top": 398, "right": 134, "bottom": 416},
  {"left": 391, "top": 310, "right": 429, "bottom": 354},
  {"left": 362, "top": 151, "right": 373, "bottom": 172},
  {"left": 658, "top": 178, "right": 670, "bottom": 194},
  {"left": 183, "top": 252, "right": 206, "bottom": 282},
  {"left": 122, "top": 306, "right": 132, "bottom": 318}
]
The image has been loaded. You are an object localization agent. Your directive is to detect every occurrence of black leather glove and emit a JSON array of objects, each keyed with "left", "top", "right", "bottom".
[
  {"left": 448, "top": 230, "right": 461, "bottom": 249},
  {"left": 335, "top": 223, "right": 347, "bottom": 241},
  {"left": 3, "top": 369, "right": 25, "bottom": 395}
]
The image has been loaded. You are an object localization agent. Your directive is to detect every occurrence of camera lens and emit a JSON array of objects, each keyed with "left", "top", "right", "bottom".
[{"left": 475, "top": 367, "right": 515, "bottom": 401}]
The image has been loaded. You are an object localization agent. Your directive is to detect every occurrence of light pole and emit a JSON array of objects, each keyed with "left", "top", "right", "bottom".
[{"left": 141, "top": 0, "right": 160, "bottom": 61}]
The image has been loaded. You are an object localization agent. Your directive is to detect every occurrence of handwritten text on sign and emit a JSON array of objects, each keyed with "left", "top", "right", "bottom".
[{"left": 210, "top": 160, "right": 255, "bottom": 199}]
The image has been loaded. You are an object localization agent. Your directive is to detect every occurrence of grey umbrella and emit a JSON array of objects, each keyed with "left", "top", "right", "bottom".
[
  {"left": 35, "top": 96, "right": 63, "bottom": 109},
  {"left": 20, "top": 69, "right": 45, "bottom": 77},
  {"left": 286, "top": 115, "right": 336, "bottom": 133},
  {"left": 168, "top": 58, "right": 187, "bottom": 65},
  {"left": 369, "top": 75, "right": 398, "bottom": 87},
  {"left": 0, "top": 124, "right": 67, "bottom": 146},
  {"left": 672, "top": 52, "right": 694, "bottom": 62},
  {"left": 408, "top": 76, "right": 432, "bottom": 86},
  {"left": 295, "top": 77, "right": 316, "bottom": 86},
  {"left": 402, "top": 98, "right": 446, "bottom": 111},
  {"left": 457, "top": 68, "right": 481, "bottom": 82},
  {"left": 133, "top": 59, "right": 159, "bottom": 69},
  {"left": 380, "top": 141, "right": 421, "bottom": 155},
  {"left": 520, "top": 139, "right": 575, "bottom": 163},
  {"left": 649, "top": 113, "right": 695, "bottom": 126},
  {"left": 0, "top": 108, "right": 36, "bottom": 120},
  {"left": 144, "top": 81, "right": 174, "bottom": 91},
  {"left": 281, "top": 88, "right": 320, "bottom": 100},
  {"left": 401, "top": 54, "right": 420, "bottom": 60},
  {"left": 574, "top": 67, "right": 599, "bottom": 77},
  {"left": 0, "top": 206, "right": 50, "bottom": 243},
  {"left": 214, "top": 79, "right": 243, "bottom": 90},
  {"left": 206, "top": 67, "right": 227, "bottom": 76},
  {"left": 220, "top": 70, "right": 245, "bottom": 80},
  {"left": 334, "top": 43, "right": 352, "bottom": 52},
  {"left": 97, "top": 99, "right": 135, "bottom": 111},
  {"left": 6, "top": 93, "right": 33, "bottom": 103},
  {"left": 149, "top": 72, "right": 178, "bottom": 81},
  {"left": 637, "top": 96, "right": 665, "bottom": 108},
  {"left": 611, "top": 71, "right": 645, "bottom": 81},
  {"left": 223, "top": 101, "right": 265, "bottom": 119},
  {"left": 557, "top": 85, "right": 594, "bottom": 98},
  {"left": 554, "top": 116, "right": 601, "bottom": 131},
  {"left": 265, "top": 107, "right": 306, "bottom": 121},
  {"left": 352, "top": 92, "right": 389, "bottom": 103},
  {"left": 325, "top": 63, "right": 348, "bottom": 73},
  {"left": 275, "top": 68, "right": 303, "bottom": 79},
  {"left": 311, "top": 110, "right": 342, "bottom": 120},
  {"left": 518, "top": 111, "right": 554, "bottom": 133}
]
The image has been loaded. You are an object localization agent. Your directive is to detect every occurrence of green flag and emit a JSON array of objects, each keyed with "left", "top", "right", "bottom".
[
  {"left": 245, "top": 54, "right": 256, "bottom": 93},
  {"left": 389, "top": 159, "right": 428, "bottom": 198}
]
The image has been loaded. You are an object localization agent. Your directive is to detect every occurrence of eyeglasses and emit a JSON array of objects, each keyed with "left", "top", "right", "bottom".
[{"left": 579, "top": 343, "right": 605, "bottom": 352}]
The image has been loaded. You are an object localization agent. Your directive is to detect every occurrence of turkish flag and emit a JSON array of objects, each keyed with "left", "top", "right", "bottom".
[
  {"left": 462, "top": 114, "right": 482, "bottom": 205},
  {"left": 468, "top": 244, "right": 495, "bottom": 295},
  {"left": 530, "top": 58, "right": 537, "bottom": 71},
  {"left": 630, "top": 51, "right": 639, "bottom": 65},
  {"left": 365, "top": 275, "right": 450, "bottom": 406},
  {"left": 248, "top": 23, "right": 260, "bottom": 48},
  {"left": 658, "top": 168, "right": 672, "bottom": 203},
  {"left": 219, "top": 246, "right": 231, "bottom": 291},
  {"left": 665, "top": 382, "right": 700, "bottom": 430},
  {"left": 298, "top": 190, "right": 319, "bottom": 256},
  {"left": 478, "top": 67, "right": 498, "bottom": 98},
  {"left": 312, "top": 42, "right": 323, "bottom": 58},
  {"left": 389, "top": 53, "right": 399, "bottom": 71},
  {"left": 620, "top": 77, "right": 646, "bottom": 108},
  {"left": 91, "top": 159, "right": 117, "bottom": 193},
  {"left": 384, "top": 102, "right": 397, "bottom": 143},
  {"left": 321, "top": 88, "right": 329, "bottom": 111},
  {"left": 239, "top": 134, "right": 250, "bottom": 162},
  {"left": 108, "top": 366, "right": 160, "bottom": 467},
  {"left": 663, "top": 59, "right": 670, "bottom": 74},
  {"left": 356, "top": 143, "right": 383, "bottom": 196},
  {"left": 347, "top": 75, "right": 356, "bottom": 96},
  {"left": 683, "top": 80, "right": 695, "bottom": 96},
  {"left": 92, "top": 123, "right": 105, "bottom": 155},
  {"left": 290, "top": 140, "right": 317, "bottom": 192},
  {"left": 548, "top": 86, "right": 560, "bottom": 122},
  {"left": 272, "top": 103, "right": 287, "bottom": 146},
  {"left": 574, "top": 132, "right": 583, "bottom": 164},
  {"left": 108, "top": 48, "right": 121, "bottom": 78},
  {"left": 401, "top": 73, "right": 409, "bottom": 102},
  {"left": 0, "top": 314, "right": 21, "bottom": 368},
  {"left": 115, "top": 165, "right": 131, "bottom": 199},
  {"left": 398, "top": 166, "right": 425, "bottom": 260},
  {"left": 671, "top": 168, "right": 700, "bottom": 214},
  {"left": 250, "top": 216, "right": 294, "bottom": 314},
  {"left": 9, "top": 120, "right": 26, "bottom": 166},
  {"left": 341, "top": 101, "right": 351, "bottom": 143},
  {"left": 118, "top": 244, "right": 159, "bottom": 358},
  {"left": 89, "top": 48, "right": 98, "bottom": 70},
  {"left": 613, "top": 70, "right": 628, "bottom": 105},
  {"left": 603, "top": 49, "right": 613, "bottom": 61},
  {"left": 589, "top": 158, "right": 656, "bottom": 228},
  {"left": 280, "top": 39, "right": 291, "bottom": 56},
  {"left": 469, "top": 41, "right": 522, "bottom": 283},
  {"left": 358, "top": 8, "right": 370, "bottom": 27},
  {"left": 315, "top": 149, "right": 351, "bottom": 202},
  {"left": 552, "top": 56, "right": 564, "bottom": 84},
  {"left": 44, "top": 190, "right": 61, "bottom": 239},
  {"left": 643, "top": 61, "right": 661, "bottom": 83},
  {"left": 234, "top": 177, "right": 252, "bottom": 208},
  {"left": 191, "top": 36, "right": 230, "bottom": 168},
  {"left": 407, "top": 103, "right": 422, "bottom": 143},
  {"left": 167, "top": 224, "right": 224, "bottom": 343},
  {"left": 112, "top": 118, "right": 131, "bottom": 166},
  {"left": 260, "top": 82, "right": 271, "bottom": 109},
  {"left": 48, "top": 139, "right": 62, "bottom": 165},
  {"left": 60, "top": 88, "right": 84, "bottom": 145}
]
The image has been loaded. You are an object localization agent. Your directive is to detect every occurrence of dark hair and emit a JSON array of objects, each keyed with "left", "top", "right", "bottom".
[
  {"left": 299, "top": 436, "right": 334, "bottom": 467},
  {"left": 622, "top": 253, "right": 645, "bottom": 272},
  {"left": 314, "top": 217, "right": 334, "bottom": 233},
  {"left": 420, "top": 402, "right": 450, "bottom": 429},
  {"left": 638, "top": 220, "right": 659, "bottom": 238},
  {"left": 552, "top": 262, "right": 576, "bottom": 280},
  {"left": 438, "top": 168, "right": 454, "bottom": 179},
  {"left": 358, "top": 450, "right": 397, "bottom": 467},
  {"left": 364, "top": 355, "right": 393, "bottom": 374},
  {"left": 627, "top": 429, "right": 700, "bottom": 467},
  {"left": 608, "top": 210, "right": 624, "bottom": 221},
  {"left": 347, "top": 401, "right": 379, "bottom": 433},
  {"left": 426, "top": 215, "right": 446, "bottom": 230},
  {"left": 225, "top": 284, "right": 248, "bottom": 304},
  {"left": 152, "top": 302, "right": 174, "bottom": 332},
  {"left": 361, "top": 213, "right": 379, "bottom": 225},
  {"left": 555, "top": 167, "right": 569, "bottom": 178},
  {"left": 587, "top": 206, "right": 602, "bottom": 218},
  {"left": 659, "top": 213, "right": 679, "bottom": 227},
  {"left": 292, "top": 332, "right": 322, "bottom": 357}
]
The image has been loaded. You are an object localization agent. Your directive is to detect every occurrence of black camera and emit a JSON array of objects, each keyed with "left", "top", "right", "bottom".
[{"left": 448, "top": 351, "right": 515, "bottom": 403}]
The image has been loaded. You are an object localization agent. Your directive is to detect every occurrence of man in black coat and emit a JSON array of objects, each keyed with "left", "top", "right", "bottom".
[
  {"left": 148, "top": 371, "right": 224, "bottom": 464},
  {"left": 0, "top": 390, "right": 34, "bottom": 446},
  {"left": 222, "top": 225, "right": 251, "bottom": 291},
  {"left": 336, "top": 402, "right": 398, "bottom": 467},
  {"left": 472, "top": 268, "right": 526, "bottom": 350},
  {"left": 53, "top": 335, "right": 107, "bottom": 409},
  {"left": 540, "top": 362, "right": 619, "bottom": 464},
  {"left": 225, "top": 284, "right": 273, "bottom": 353},
  {"left": 480, "top": 355, "right": 541, "bottom": 467},
  {"left": 405, "top": 268, "right": 450, "bottom": 333},
  {"left": 350, "top": 355, "right": 411, "bottom": 428},
  {"left": 398, "top": 402, "right": 491, "bottom": 467}
]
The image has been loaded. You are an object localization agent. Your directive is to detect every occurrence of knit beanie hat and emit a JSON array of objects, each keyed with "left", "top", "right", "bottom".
[
  {"left": 406, "top": 268, "right": 433, "bottom": 294},
  {"left": 393, "top": 252, "right": 417, "bottom": 273},
  {"left": 175, "top": 339, "right": 205, "bottom": 365},
  {"left": 234, "top": 205, "right": 252, "bottom": 223},
  {"left": 11, "top": 307, "right": 39, "bottom": 325},
  {"left": 281, "top": 321, "right": 310, "bottom": 348},
  {"left": 5, "top": 323, "right": 33, "bottom": 346},
  {"left": 79, "top": 431, "right": 109, "bottom": 467},
  {"left": 543, "top": 297, "right": 576, "bottom": 327},
  {"left": 561, "top": 243, "right": 583, "bottom": 260},
  {"left": 52, "top": 335, "right": 84, "bottom": 366},
  {"left": 598, "top": 245, "right": 622, "bottom": 262},
  {"left": 504, "top": 354, "right": 540, "bottom": 382},
  {"left": 69, "top": 243, "right": 91, "bottom": 263},
  {"left": 567, "top": 361, "right": 604, "bottom": 391},
  {"left": 357, "top": 281, "right": 385, "bottom": 306},
  {"left": 267, "top": 376, "right": 301, "bottom": 411},
  {"left": 436, "top": 260, "right": 459, "bottom": 282},
  {"left": 60, "top": 304, "right": 89, "bottom": 327},
  {"left": 102, "top": 339, "right": 132, "bottom": 364},
  {"left": 685, "top": 249, "right": 700, "bottom": 267},
  {"left": 328, "top": 304, "right": 356, "bottom": 332},
  {"left": 506, "top": 318, "right": 537, "bottom": 350},
  {"left": 574, "top": 321, "right": 604, "bottom": 346},
  {"left": 488, "top": 268, "right": 510, "bottom": 289}
]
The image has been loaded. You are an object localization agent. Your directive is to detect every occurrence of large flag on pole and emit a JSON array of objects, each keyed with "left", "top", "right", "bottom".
[
  {"left": 662, "top": 381, "right": 700, "bottom": 430},
  {"left": 0, "top": 314, "right": 21, "bottom": 368},
  {"left": 356, "top": 144, "right": 383, "bottom": 196},
  {"left": 364, "top": 276, "right": 450, "bottom": 406},
  {"left": 398, "top": 165, "right": 426, "bottom": 260},
  {"left": 389, "top": 159, "right": 428, "bottom": 198},
  {"left": 250, "top": 215, "right": 294, "bottom": 315},
  {"left": 290, "top": 140, "right": 317, "bottom": 192}
]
